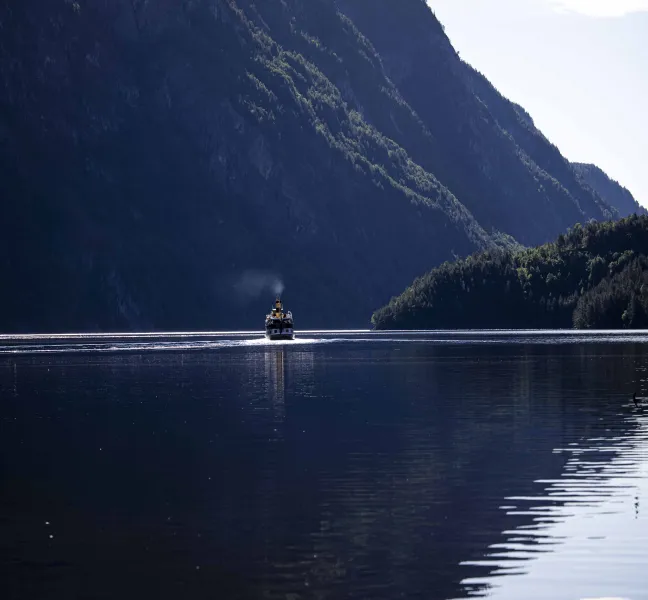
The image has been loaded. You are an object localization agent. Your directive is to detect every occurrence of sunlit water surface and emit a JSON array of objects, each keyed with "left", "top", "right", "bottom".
[{"left": 1, "top": 331, "right": 647, "bottom": 599}]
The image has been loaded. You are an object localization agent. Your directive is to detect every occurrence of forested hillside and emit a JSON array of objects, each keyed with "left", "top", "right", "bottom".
[
  {"left": 573, "top": 163, "right": 645, "bottom": 218},
  {"left": 0, "top": 0, "right": 623, "bottom": 331},
  {"left": 372, "top": 215, "right": 648, "bottom": 330}
]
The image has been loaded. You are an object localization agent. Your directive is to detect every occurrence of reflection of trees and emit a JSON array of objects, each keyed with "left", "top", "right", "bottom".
[
  {"left": 3, "top": 343, "right": 645, "bottom": 600},
  {"left": 301, "top": 346, "right": 550, "bottom": 598},
  {"left": 452, "top": 342, "right": 646, "bottom": 597},
  {"left": 464, "top": 394, "right": 648, "bottom": 596},
  {"left": 262, "top": 342, "right": 647, "bottom": 599}
]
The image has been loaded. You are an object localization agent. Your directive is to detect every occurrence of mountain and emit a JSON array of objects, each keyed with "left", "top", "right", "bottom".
[
  {"left": 0, "top": 0, "right": 621, "bottom": 332},
  {"left": 573, "top": 163, "right": 645, "bottom": 218},
  {"left": 372, "top": 215, "right": 648, "bottom": 330},
  {"left": 338, "top": 0, "right": 616, "bottom": 243}
]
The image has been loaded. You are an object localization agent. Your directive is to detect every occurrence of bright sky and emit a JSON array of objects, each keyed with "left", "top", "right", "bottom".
[{"left": 430, "top": 0, "right": 648, "bottom": 207}]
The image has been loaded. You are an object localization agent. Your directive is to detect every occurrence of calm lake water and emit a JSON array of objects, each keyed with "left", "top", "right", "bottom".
[{"left": 1, "top": 331, "right": 648, "bottom": 600}]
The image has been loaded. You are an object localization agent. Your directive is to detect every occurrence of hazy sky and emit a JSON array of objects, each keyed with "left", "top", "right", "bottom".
[{"left": 430, "top": 0, "right": 648, "bottom": 207}]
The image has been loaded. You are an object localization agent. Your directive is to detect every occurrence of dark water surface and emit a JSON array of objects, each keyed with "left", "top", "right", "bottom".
[{"left": 1, "top": 331, "right": 647, "bottom": 599}]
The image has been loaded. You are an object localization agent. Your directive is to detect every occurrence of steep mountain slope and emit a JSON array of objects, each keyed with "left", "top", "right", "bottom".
[
  {"left": 573, "top": 163, "right": 645, "bottom": 217},
  {"left": 372, "top": 215, "right": 648, "bottom": 330},
  {"left": 0, "top": 0, "right": 619, "bottom": 332},
  {"left": 0, "top": 0, "right": 490, "bottom": 331},
  {"left": 338, "top": 1, "right": 618, "bottom": 242}
]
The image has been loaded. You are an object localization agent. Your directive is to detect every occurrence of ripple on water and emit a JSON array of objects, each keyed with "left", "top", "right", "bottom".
[
  {"left": 459, "top": 412, "right": 648, "bottom": 600},
  {"left": 2, "top": 336, "right": 648, "bottom": 600}
]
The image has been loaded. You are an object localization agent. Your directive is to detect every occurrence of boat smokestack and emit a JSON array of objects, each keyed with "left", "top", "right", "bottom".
[{"left": 265, "top": 294, "right": 295, "bottom": 340}]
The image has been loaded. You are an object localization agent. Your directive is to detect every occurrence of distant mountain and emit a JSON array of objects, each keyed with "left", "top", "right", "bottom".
[
  {"left": 573, "top": 163, "right": 645, "bottom": 217},
  {"left": 372, "top": 215, "right": 648, "bottom": 330},
  {"left": 0, "top": 0, "right": 623, "bottom": 332}
]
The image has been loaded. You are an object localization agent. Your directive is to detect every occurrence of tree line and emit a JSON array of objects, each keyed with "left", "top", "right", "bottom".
[{"left": 372, "top": 214, "right": 648, "bottom": 330}]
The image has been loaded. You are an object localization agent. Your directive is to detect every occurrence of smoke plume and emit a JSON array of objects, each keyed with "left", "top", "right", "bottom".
[{"left": 233, "top": 270, "right": 285, "bottom": 301}]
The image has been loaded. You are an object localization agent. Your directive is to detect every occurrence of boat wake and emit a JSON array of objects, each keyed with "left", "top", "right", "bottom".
[
  {"left": 2, "top": 329, "right": 648, "bottom": 356},
  {"left": 0, "top": 335, "right": 335, "bottom": 355}
]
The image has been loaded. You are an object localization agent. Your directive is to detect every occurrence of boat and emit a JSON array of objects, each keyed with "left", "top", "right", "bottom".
[{"left": 265, "top": 296, "right": 295, "bottom": 340}]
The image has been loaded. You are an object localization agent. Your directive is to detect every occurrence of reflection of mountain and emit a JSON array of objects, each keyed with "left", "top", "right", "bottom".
[
  {"left": 461, "top": 411, "right": 648, "bottom": 598},
  {"left": 264, "top": 343, "right": 645, "bottom": 599},
  {"left": 1, "top": 342, "right": 645, "bottom": 600}
]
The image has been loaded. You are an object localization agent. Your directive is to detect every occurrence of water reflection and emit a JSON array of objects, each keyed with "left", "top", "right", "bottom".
[
  {"left": 459, "top": 409, "right": 648, "bottom": 599},
  {"left": 264, "top": 347, "right": 286, "bottom": 414},
  {"left": 1, "top": 339, "right": 647, "bottom": 600}
]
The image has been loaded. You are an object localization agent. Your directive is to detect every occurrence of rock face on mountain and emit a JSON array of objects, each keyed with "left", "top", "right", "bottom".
[
  {"left": 573, "top": 163, "right": 645, "bottom": 218},
  {"left": 0, "top": 0, "right": 620, "bottom": 332}
]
